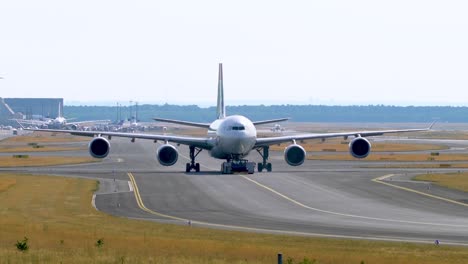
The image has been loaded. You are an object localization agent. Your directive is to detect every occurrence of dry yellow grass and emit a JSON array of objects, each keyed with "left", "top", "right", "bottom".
[
  {"left": 0, "top": 173, "right": 467, "bottom": 263},
  {"left": 413, "top": 173, "right": 468, "bottom": 192},
  {"left": 414, "top": 131, "right": 468, "bottom": 140},
  {"left": 363, "top": 164, "right": 468, "bottom": 169},
  {"left": 0, "top": 131, "right": 87, "bottom": 153},
  {"left": 0, "top": 178, "right": 16, "bottom": 191},
  {"left": 0, "top": 156, "right": 98, "bottom": 167},
  {"left": 0, "top": 146, "right": 86, "bottom": 153},
  {"left": 270, "top": 139, "right": 446, "bottom": 152},
  {"left": 308, "top": 153, "right": 468, "bottom": 162},
  {"left": 2, "top": 131, "right": 90, "bottom": 143}
]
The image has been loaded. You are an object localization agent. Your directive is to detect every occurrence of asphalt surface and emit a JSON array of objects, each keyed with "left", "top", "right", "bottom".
[{"left": 1, "top": 135, "right": 468, "bottom": 245}]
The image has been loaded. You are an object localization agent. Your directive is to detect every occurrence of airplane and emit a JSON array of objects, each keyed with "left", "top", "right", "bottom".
[
  {"left": 26, "top": 63, "right": 434, "bottom": 174},
  {"left": 16, "top": 103, "right": 110, "bottom": 130},
  {"left": 270, "top": 124, "right": 285, "bottom": 133}
]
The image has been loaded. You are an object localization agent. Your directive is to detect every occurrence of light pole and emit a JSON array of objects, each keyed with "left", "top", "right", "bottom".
[
  {"left": 129, "top": 100, "right": 133, "bottom": 121},
  {"left": 135, "top": 101, "right": 138, "bottom": 122}
]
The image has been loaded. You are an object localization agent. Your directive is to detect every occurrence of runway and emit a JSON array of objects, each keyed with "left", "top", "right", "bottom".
[{"left": 2, "top": 136, "right": 468, "bottom": 245}]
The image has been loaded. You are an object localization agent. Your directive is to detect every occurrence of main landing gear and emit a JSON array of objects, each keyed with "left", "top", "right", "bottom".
[
  {"left": 256, "top": 146, "right": 272, "bottom": 172},
  {"left": 221, "top": 158, "right": 255, "bottom": 174},
  {"left": 186, "top": 146, "right": 202, "bottom": 172},
  {"left": 221, "top": 147, "right": 272, "bottom": 174}
]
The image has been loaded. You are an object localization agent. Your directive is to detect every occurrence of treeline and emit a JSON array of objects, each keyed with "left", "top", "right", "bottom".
[{"left": 63, "top": 104, "right": 467, "bottom": 123}]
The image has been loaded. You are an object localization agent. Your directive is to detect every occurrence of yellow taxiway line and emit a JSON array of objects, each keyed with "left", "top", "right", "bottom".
[
  {"left": 128, "top": 172, "right": 466, "bottom": 227},
  {"left": 125, "top": 172, "right": 468, "bottom": 245},
  {"left": 127, "top": 172, "right": 187, "bottom": 221}
]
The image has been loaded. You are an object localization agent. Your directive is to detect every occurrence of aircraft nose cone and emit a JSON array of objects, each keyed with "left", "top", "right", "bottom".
[{"left": 221, "top": 133, "right": 255, "bottom": 154}]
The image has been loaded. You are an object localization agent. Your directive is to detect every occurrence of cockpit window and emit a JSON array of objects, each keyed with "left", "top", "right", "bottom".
[{"left": 230, "top": 126, "right": 245, "bottom": 131}]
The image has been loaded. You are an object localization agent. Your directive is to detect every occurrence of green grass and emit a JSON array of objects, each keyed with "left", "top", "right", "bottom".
[
  {"left": 1, "top": 173, "right": 467, "bottom": 263},
  {"left": 413, "top": 173, "right": 468, "bottom": 192}
]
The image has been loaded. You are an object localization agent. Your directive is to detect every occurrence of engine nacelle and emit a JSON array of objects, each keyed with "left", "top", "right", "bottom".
[
  {"left": 349, "top": 137, "right": 371, "bottom": 159},
  {"left": 67, "top": 124, "right": 79, "bottom": 130},
  {"left": 88, "top": 137, "right": 110, "bottom": 159},
  {"left": 284, "top": 144, "right": 306, "bottom": 166},
  {"left": 157, "top": 144, "right": 178, "bottom": 166}
]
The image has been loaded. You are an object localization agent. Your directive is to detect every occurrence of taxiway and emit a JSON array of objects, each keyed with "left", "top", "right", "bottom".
[{"left": 1, "top": 136, "right": 467, "bottom": 245}]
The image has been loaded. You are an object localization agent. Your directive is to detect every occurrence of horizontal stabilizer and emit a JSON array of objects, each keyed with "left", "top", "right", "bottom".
[
  {"left": 253, "top": 118, "right": 290, "bottom": 126},
  {"left": 153, "top": 117, "right": 211, "bottom": 129}
]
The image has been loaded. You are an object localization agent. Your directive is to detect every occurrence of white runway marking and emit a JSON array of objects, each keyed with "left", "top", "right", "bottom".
[
  {"left": 373, "top": 174, "right": 468, "bottom": 207},
  {"left": 240, "top": 175, "right": 468, "bottom": 228},
  {"left": 91, "top": 194, "right": 97, "bottom": 209},
  {"left": 126, "top": 172, "right": 468, "bottom": 246}
]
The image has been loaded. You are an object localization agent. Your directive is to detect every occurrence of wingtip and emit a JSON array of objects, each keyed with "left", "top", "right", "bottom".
[{"left": 429, "top": 121, "right": 437, "bottom": 129}]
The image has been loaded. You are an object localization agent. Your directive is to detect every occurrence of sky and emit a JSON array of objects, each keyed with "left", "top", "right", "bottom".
[{"left": 1, "top": 1, "right": 467, "bottom": 106}]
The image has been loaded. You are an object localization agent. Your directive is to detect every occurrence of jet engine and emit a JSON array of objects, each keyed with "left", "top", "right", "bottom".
[
  {"left": 67, "top": 124, "right": 79, "bottom": 130},
  {"left": 349, "top": 137, "right": 371, "bottom": 159},
  {"left": 157, "top": 144, "right": 178, "bottom": 166},
  {"left": 284, "top": 144, "right": 306, "bottom": 166},
  {"left": 88, "top": 137, "right": 110, "bottom": 158}
]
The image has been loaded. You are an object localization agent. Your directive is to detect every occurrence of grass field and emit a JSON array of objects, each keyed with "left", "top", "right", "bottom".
[
  {"left": 2, "top": 132, "right": 90, "bottom": 144},
  {"left": 411, "top": 131, "right": 468, "bottom": 140},
  {"left": 0, "top": 131, "right": 88, "bottom": 153},
  {"left": 0, "top": 174, "right": 467, "bottom": 264},
  {"left": 0, "top": 156, "right": 98, "bottom": 167},
  {"left": 413, "top": 173, "right": 468, "bottom": 192},
  {"left": 363, "top": 163, "right": 468, "bottom": 169},
  {"left": 0, "top": 146, "right": 86, "bottom": 153},
  {"left": 308, "top": 153, "right": 468, "bottom": 162}
]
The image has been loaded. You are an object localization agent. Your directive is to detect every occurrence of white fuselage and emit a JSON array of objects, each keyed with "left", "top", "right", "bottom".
[
  {"left": 208, "top": 115, "right": 257, "bottom": 160},
  {"left": 53, "top": 117, "right": 67, "bottom": 126}
]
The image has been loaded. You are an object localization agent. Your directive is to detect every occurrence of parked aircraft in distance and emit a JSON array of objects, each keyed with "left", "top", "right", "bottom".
[
  {"left": 27, "top": 63, "right": 434, "bottom": 174},
  {"left": 271, "top": 124, "right": 285, "bottom": 133},
  {"left": 16, "top": 103, "right": 110, "bottom": 130}
]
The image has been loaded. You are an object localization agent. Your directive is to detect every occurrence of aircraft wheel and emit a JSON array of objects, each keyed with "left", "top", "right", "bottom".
[
  {"left": 257, "top": 163, "right": 263, "bottom": 172},
  {"left": 195, "top": 163, "right": 200, "bottom": 172},
  {"left": 185, "top": 163, "right": 191, "bottom": 172},
  {"left": 266, "top": 163, "right": 272, "bottom": 172}
]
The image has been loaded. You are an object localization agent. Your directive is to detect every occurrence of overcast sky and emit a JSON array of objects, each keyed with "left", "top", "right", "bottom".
[{"left": 1, "top": 1, "right": 467, "bottom": 106}]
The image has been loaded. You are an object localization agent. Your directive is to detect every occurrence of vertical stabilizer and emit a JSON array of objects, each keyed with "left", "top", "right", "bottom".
[
  {"left": 58, "top": 102, "right": 62, "bottom": 118},
  {"left": 217, "top": 63, "right": 226, "bottom": 119}
]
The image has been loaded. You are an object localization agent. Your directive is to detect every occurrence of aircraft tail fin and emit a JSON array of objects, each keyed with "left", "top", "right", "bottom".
[
  {"left": 216, "top": 63, "right": 225, "bottom": 119},
  {"left": 58, "top": 102, "right": 62, "bottom": 118}
]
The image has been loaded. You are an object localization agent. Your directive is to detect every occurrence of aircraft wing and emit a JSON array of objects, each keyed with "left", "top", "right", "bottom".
[
  {"left": 68, "top": 120, "right": 111, "bottom": 125},
  {"left": 13, "top": 119, "right": 48, "bottom": 126},
  {"left": 152, "top": 117, "right": 211, "bottom": 129},
  {"left": 26, "top": 128, "right": 215, "bottom": 150},
  {"left": 255, "top": 123, "right": 435, "bottom": 147},
  {"left": 252, "top": 118, "right": 289, "bottom": 126},
  {"left": 153, "top": 117, "right": 289, "bottom": 128}
]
